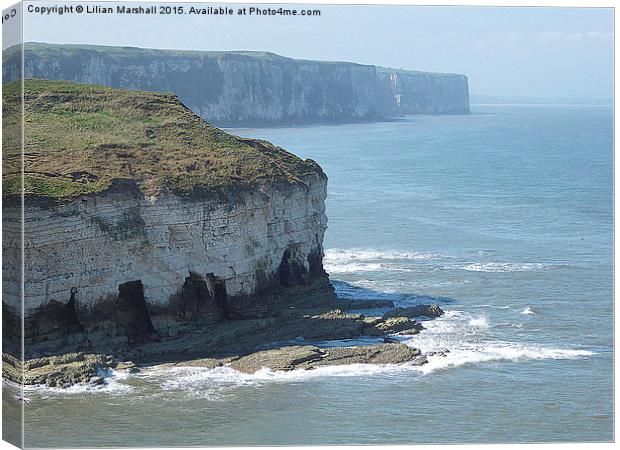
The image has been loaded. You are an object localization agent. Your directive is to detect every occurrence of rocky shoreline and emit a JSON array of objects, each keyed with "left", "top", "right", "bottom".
[
  {"left": 2, "top": 80, "right": 448, "bottom": 392},
  {"left": 3, "top": 302, "right": 444, "bottom": 388}
]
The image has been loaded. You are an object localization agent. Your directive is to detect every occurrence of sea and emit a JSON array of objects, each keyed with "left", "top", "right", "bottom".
[{"left": 4, "top": 104, "right": 613, "bottom": 446}]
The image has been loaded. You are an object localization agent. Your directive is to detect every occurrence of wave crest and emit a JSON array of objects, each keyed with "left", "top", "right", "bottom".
[
  {"left": 459, "top": 262, "right": 551, "bottom": 272},
  {"left": 324, "top": 248, "right": 447, "bottom": 262}
]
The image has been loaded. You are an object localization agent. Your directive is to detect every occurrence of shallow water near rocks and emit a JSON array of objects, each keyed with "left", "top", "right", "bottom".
[{"left": 7, "top": 104, "right": 613, "bottom": 446}]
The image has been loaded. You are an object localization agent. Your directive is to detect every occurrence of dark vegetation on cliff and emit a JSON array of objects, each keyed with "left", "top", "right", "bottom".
[{"left": 2, "top": 79, "right": 323, "bottom": 200}]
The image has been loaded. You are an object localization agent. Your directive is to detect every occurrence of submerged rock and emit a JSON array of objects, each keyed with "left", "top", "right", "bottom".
[
  {"left": 343, "top": 299, "right": 396, "bottom": 309},
  {"left": 382, "top": 304, "right": 444, "bottom": 320},
  {"left": 113, "top": 361, "right": 137, "bottom": 371},
  {"left": 3, "top": 352, "right": 118, "bottom": 388},
  {"left": 427, "top": 349, "right": 450, "bottom": 358},
  {"left": 374, "top": 317, "right": 423, "bottom": 335},
  {"left": 89, "top": 376, "right": 104, "bottom": 385}
]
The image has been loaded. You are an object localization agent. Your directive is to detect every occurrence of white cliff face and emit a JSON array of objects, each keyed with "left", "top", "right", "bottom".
[
  {"left": 7, "top": 173, "right": 332, "bottom": 348},
  {"left": 187, "top": 59, "right": 385, "bottom": 124},
  {"left": 3, "top": 44, "right": 470, "bottom": 127}
]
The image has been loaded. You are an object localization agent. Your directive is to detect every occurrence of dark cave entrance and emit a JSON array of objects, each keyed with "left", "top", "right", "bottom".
[
  {"left": 58, "top": 291, "right": 85, "bottom": 335},
  {"left": 116, "top": 280, "right": 156, "bottom": 344},
  {"left": 279, "top": 247, "right": 308, "bottom": 287},
  {"left": 178, "top": 273, "right": 228, "bottom": 324},
  {"left": 307, "top": 245, "right": 326, "bottom": 277},
  {"left": 24, "top": 290, "right": 85, "bottom": 342},
  {"left": 180, "top": 273, "right": 210, "bottom": 321},
  {"left": 209, "top": 275, "right": 228, "bottom": 319}
]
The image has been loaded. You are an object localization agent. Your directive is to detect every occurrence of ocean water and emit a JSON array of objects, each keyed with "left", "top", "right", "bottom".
[{"left": 6, "top": 104, "right": 613, "bottom": 446}]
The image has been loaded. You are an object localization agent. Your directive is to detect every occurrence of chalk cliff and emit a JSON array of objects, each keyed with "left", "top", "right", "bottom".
[
  {"left": 3, "top": 43, "right": 470, "bottom": 126},
  {"left": 2, "top": 80, "right": 334, "bottom": 355}
]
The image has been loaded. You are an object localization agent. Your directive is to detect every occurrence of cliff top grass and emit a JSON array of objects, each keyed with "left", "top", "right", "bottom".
[
  {"left": 5, "top": 42, "right": 466, "bottom": 77},
  {"left": 2, "top": 79, "right": 323, "bottom": 200},
  {"left": 13, "top": 42, "right": 291, "bottom": 61}
]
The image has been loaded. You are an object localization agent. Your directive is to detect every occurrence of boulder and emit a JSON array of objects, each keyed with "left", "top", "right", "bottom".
[
  {"left": 228, "top": 343, "right": 425, "bottom": 374},
  {"left": 89, "top": 376, "right": 104, "bottom": 385},
  {"left": 375, "top": 317, "right": 423, "bottom": 335},
  {"left": 230, "top": 346, "right": 324, "bottom": 373},
  {"left": 316, "top": 343, "right": 422, "bottom": 366}
]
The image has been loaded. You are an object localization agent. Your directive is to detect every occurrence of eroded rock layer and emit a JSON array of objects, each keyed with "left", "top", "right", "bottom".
[{"left": 16, "top": 177, "right": 332, "bottom": 350}]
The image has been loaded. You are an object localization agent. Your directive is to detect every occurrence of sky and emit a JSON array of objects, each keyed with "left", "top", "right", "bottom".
[{"left": 8, "top": 2, "right": 615, "bottom": 98}]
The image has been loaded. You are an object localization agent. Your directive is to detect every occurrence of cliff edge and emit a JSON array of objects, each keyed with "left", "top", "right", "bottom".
[{"left": 3, "top": 80, "right": 334, "bottom": 355}]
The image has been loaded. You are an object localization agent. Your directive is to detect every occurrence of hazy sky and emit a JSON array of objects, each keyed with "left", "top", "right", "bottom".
[{"left": 14, "top": 2, "right": 615, "bottom": 98}]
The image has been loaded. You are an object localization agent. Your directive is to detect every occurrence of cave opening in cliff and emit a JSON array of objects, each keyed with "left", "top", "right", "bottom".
[
  {"left": 307, "top": 244, "right": 326, "bottom": 278},
  {"left": 25, "top": 291, "right": 85, "bottom": 344},
  {"left": 116, "top": 280, "right": 156, "bottom": 344},
  {"left": 178, "top": 273, "right": 228, "bottom": 324},
  {"left": 2, "top": 302, "right": 22, "bottom": 356},
  {"left": 61, "top": 291, "right": 85, "bottom": 335},
  {"left": 208, "top": 275, "right": 229, "bottom": 321},
  {"left": 279, "top": 247, "right": 308, "bottom": 287}
]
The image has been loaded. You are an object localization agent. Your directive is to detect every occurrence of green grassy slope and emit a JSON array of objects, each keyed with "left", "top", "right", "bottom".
[{"left": 2, "top": 79, "right": 323, "bottom": 200}]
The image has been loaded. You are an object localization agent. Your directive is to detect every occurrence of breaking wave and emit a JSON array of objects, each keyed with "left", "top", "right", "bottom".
[
  {"left": 324, "top": 248, "right": 448, "bottom": 262},
  {"left": 402, "top": 310, "right": 593, "bottom": 375},
  {"left": 325, "top": 262, "right": 386, "bottom": 274},
  {"left": 24, "top": 311, "right": 594, "bottom": 399},
  {"left": 134, "top": 308, "right": 593, "bottom": 396},
  {"left": 323, "top": 248, "right": 448, "bottom": 274},
  {"left": 468, "top": 316, "right": 490, "bottom": 329},
  {"left": 458, "top": 262, "right": 551, "bottom": 273},
  {"left": 323, "top": 248, "right": 560, "bottom": 276},
  {"left": 134, "top": 361, "right": 431, "bottom": 401},
  {"left": 18, "top": 288, "right": 591, "bottom": 398},
  {"left": 22, "top": 368, "right": 134, "bottom": 397}
]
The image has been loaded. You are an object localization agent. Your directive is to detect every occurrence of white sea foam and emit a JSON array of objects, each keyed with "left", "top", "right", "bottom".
[
  {"left": 468, "top": 316, "right": 490, "bottom": 329},
  {"left": 521, "top": 306, "right": 535, "bottom": 315},
  {"left": 324, "top": 249, "right": 555, "bottom": 277},
  {"left": 137, "top": 361, "right": 425, "bottom": 400},
  {"left": 324, "top": 262, "right": 385, "bottom": 274},
  {"left": 20, "top": 306, "right": 591, "bottom": 397},
  {"left": 415, "top": 344, "right": 593, "bottom": 375},
  {"left": 324, "top": 248, "right": 447, "bottom": 262},
  {"left": 133, "top": 307, "right": 594, "bottom": 396},
  {"left": 470, "top": 304, "right": 512, "bottom": 310},
  {"left": 459, "top": 262, "right": 550, "bottom": 273},
  {"left": 403, "top": 310, "right": 593, "bottom": 375},
  {"left": 22, "top": 368, "right": 134, "bottom": 396},
  {"left": 323, "top": 248, "right": 448, "bottom": 274}
]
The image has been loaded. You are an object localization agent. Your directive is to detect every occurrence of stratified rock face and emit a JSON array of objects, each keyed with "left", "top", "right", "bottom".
[
  {"left": 13, "top": 176, "right": 331, "bottom": 349},
  {"left": 2, "top": 80, "right": 335, "bottom": 354},
  {"left": 3, "top": 43, "right": 469, "bottom": 126}
]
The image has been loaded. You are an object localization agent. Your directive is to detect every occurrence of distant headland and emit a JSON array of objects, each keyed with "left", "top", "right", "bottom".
[{"left": 3, "top": 42, "right": 470, "bottom": 127}]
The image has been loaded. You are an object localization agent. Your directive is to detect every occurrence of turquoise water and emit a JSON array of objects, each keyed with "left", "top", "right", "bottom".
[{"left": 9, "top": 104, "right": 614, "bottom": 446}]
